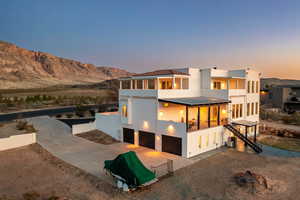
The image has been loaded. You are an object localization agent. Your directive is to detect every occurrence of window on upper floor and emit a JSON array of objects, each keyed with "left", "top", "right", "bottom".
[
  {"left": 182, "top": 78, "right": 189, "bottom": 89},
  {"left": 159, "top": 78, "right": 173, "bottom": 89},
  {"left": 174, "top": 78, "right": 181, "bottom": 89},
  {"left": 247, "top": 81, "right": 251, "bottom": 93},
  {"left": 251, "top": 102, "right": 254, "bottom": 115},
  {"left": 212, "top": 79, "right": 227, "bottom": 90},
  {"left": 148, "top": 79, "right": 155, "bottom": 89},
  {"left": 255, "top": 102, "right": 259, "bottom": 114},
  {"left": 121, "top": 80, "right": 131, "bottom": 89},
  {"left": 137, "top": 79, "right": 143, "bottom": 89},
  {"left": 256, "top": 81, "right": 259, "bottom": 93},
  {"left": 247, "top": 103, "right": 250, "bottom": 116},
  {"left": 232, "top": 104, "right": 243, "bottom": 119},
  {"left": 252, "top": 81, "right": 255, "bottom": 93}
]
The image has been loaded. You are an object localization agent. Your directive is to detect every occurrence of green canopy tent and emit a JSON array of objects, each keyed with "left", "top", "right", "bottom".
[{"left": 104, "top": 151, "right": 157, "bottom": 188}]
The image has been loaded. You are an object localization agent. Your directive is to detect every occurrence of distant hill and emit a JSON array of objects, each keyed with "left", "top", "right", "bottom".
[
  {"left": 261, "top": 78, "right": 300, "bottom": 89},
  {"left": 0, "top": 41, "right": 131, "bottom": 89}
]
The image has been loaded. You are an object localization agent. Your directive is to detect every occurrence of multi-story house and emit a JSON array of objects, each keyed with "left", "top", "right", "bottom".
[{"left": 95, "top": 67, "right": 261, "bottom": 158}]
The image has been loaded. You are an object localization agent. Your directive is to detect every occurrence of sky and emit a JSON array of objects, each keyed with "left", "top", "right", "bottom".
[{"left": 1, "top": 0, "right": 300, "bottom": 79}]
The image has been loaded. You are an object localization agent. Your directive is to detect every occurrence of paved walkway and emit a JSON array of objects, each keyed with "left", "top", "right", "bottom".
[
  {"left": 260, "top": 144, "right": 300, "bottom": 157},
  {"left": 26, "top": 116, "right": 197, "bottom": 183}
]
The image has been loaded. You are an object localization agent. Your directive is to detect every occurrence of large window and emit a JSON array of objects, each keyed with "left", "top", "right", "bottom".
[
  {"left": 200, "top": 106, "right": 209, "bottom": 129},
  {"left": 256, "top": 81, "right": 259, "bottom": 93},
  {"left": 210, "top": 105, "right": 219, "bottom": 127},
  {"left": 251, "top": 102, "right": 254, "bottom": 115},
  {"left": 220, "top": 104, "right": 228, "bottom": 125},
  {"left": 188, "top": 106, "right": 198, "bottom": 131},
  {"left": 252, "top": 81, "right": 255, "bottom": 93}
]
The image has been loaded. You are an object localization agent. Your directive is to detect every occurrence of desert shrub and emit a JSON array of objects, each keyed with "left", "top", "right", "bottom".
[
  {"left": 89, "top": 109, "right": 95, "bottom": 116},
  {"left": 25, "top": 124, "right": 36, "bottom": 133},
  {"left": 66, "top": 113, "right": 73, "bottom": 118},
  {"left": 16, "top": 121, "right": 28, "bottom": 130},
  {"left": 22, "top": 191, "right": 40, "bottom": 200}
]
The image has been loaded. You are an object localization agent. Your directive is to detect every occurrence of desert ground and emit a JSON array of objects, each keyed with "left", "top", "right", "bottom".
[{"left": 1, "top": 144, "right": 299, "bottom": 200}]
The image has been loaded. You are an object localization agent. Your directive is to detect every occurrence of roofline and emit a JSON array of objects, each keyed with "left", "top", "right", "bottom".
[{"left": 158, "top": 98, "right": 231, "bottom": 106}]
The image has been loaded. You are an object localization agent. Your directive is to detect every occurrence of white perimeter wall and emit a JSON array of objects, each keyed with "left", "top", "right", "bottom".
[
  {"left": 0, "top": 133, "right": 36, "bottom": 151},
  {"left": 96, "top": 113, "right": 121, "bottom": 140},
  {"left": 72, "top": 122, "right": 96, "bottom": 135}
]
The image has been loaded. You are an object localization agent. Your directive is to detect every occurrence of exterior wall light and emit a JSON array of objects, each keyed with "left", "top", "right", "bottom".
[
  {"left": 163, "top": 103, "right": 169, "bottom": 107},
  {"left": 143, "top": 121, "right": 149, "bottom": 129},
  {"left": 167, "top": 124, "right": 175, "bottom": 134},
  {"left": 159, "top": 111, "right": 164, "bottom": 117},
  {"left": 221, "top": 109, "right": 227, "bottom": 114}
]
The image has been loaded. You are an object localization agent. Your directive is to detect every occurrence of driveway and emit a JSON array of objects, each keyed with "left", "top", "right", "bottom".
[{"left": 26, "top": 116, "right": 197, "bottom": 183}]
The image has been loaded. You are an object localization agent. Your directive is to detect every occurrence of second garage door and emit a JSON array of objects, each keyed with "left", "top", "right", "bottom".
[
  {"left": 139, "top": 131, "right": 155, "bottom": 149},
  {"left": 162, "top": 135, "right": 182, "bottom": 156}
]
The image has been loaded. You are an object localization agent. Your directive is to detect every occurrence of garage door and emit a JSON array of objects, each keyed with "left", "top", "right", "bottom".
[
  {"left": 162, "top": 135, "right": 182, "bottom": 156},
  {"left": 139, "top": 131, "right": 155, "bottom": 149},
  {"left": 123, "top": 128, "right": 134, "bottom": 144}
]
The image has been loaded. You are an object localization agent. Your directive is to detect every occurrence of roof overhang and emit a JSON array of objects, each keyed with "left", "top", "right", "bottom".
[
  {"left": 232, "top": 120, "right": 258, "bottom": 127},
  {"left": 158, "top": 96, "right": 230, "bottom": 106}
]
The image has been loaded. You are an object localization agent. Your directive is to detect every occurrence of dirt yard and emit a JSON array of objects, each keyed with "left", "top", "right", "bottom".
[
  {"left": 131, "top": 150, "right": 300, "bottom": 200},
  {"left": 76, "top": 130, "right": 119, "bottom": 145},
  {"left": 0, "top": 144, "right": 127, "bottom": 200},
  {"left": 1, "top": 145, "right": 300, "bottom": 200}
]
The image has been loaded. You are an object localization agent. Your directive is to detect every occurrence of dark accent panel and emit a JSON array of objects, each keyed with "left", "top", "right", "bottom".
[
  {"left": 123, "top": 128, "right": 134, "bottom": 144},
  {"left": 162, "top": 135, "right": 182, "bottom": 156},
  {"left": 139, "top": 131, "right": 155, "bottom": 149}
]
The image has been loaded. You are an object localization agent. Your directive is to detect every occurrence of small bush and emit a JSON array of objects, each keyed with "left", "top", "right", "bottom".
[
  {"left": 22, "top": 191, "right": 40, "bottom": 200},
  {"left": 66, "top": 113, "right": 73, "bottom": 118},
  {"left": 56, "top": 114, "right": 62, "bottom": 118},
  {"left": 16, "top": 121, "right": 28, "bottom": 130}
]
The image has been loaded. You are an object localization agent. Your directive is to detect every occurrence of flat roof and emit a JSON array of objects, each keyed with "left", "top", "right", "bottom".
[
  {"left": 159, "top": 96, "right": 230, "bottom": 106},
  {"left": 232, "top": 120, "right": 257, "bottom": 127},
  {"left": 125, "top": 69, "right": 190, "bottom": 78}
]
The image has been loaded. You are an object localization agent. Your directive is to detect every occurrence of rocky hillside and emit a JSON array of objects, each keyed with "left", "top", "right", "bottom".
[{"left": 0, "top": 41, "right": 131, "bottom": 89}]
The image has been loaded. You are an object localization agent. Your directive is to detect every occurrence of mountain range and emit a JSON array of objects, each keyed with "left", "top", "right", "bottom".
[{"left": 0, "top": 41, "right": 131, "bottom": 89}]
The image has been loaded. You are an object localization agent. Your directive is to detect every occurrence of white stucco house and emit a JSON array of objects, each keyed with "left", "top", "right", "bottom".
[{"left": 95, "top": 67, "right": 261, "bottom": 158}]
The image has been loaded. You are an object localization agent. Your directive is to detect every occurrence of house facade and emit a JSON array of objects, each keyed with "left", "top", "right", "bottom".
[{"left": 95, "top": 67, "right": 261, "bottom": 158}]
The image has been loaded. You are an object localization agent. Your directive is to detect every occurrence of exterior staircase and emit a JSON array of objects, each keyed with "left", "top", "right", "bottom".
[{"left": 224, "top": 124, "right": 263, "bottom": 154}]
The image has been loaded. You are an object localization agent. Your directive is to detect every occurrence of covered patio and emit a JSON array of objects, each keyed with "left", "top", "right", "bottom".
[
  {"left": 232, "top": 120, "right": 258, "bottom": 143},
  {"left": 158, "top": 97, "right": 230, "bottom": 132}
]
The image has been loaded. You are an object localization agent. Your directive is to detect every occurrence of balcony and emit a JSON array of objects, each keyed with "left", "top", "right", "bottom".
[{"left": 158, "top": 97, "right": 229, "bottom": 133}]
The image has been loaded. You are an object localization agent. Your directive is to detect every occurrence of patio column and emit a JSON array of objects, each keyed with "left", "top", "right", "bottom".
[
  {"left": 186, "top": 106, "right": 189, "bottom": 132},
  {"left": 254, "top": 125, "right": 257, "bottom": 143},
  {"left": 197, "top": 106, "right": 200, "bottom": 130},
  {"left": 208, "top": 105, "right": 211, "bottom": 128},
  {"left": 245, "top": 126, "right": 248, "bottom": 147},
  {"left": 119, "top": 80, "right": 122, "bottom": 89}
]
